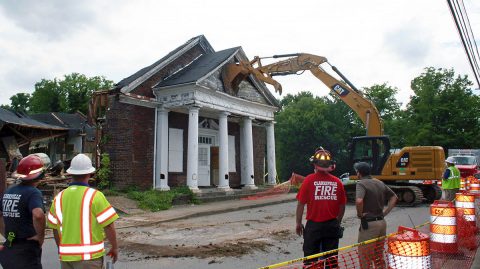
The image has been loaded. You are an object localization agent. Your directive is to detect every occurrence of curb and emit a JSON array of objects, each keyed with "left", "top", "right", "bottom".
[{"left": 117, "top": 196, "right": 298, "bottom": 229}]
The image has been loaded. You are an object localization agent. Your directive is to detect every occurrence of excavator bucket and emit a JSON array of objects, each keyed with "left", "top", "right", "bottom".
[{"left": 224, "top": 63, "right": 251, "bottom": 94}]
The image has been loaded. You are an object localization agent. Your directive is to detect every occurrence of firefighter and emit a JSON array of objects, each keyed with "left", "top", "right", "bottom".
[
  {"left": 0, "top": 155, "right": 46, "bottom": 269},
  {"left": 296, "top": 147, "right": 346, "bottom": 269},
  {"left": 47, "top": 153, "right": 119, "bottom": 269}
]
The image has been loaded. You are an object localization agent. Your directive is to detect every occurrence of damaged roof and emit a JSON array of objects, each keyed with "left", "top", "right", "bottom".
[
  {"left": 31, "top": 112, "right": 90, "bottom": 130},
  {"left": 115, "top": 35, "right": 214, "bottom": 91},
  {"left": 0, "top": 108, "right": 67, "bottom": 130},
  {"left": 155, "top": 47, "right": 240, "bottom": 88}
]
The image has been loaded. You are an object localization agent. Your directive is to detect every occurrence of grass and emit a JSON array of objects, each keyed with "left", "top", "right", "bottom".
[{"left": 125, "top": 186, "right": 199, "bottom": 212}]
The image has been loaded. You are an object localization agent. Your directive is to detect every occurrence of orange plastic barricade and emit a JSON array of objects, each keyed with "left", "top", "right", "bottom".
[
  {"left": 460, "top": 178, "right": 466, "bottom": 191},
  {"left": 468, "top": 176, "right": 480, "bottom": 193},
  {"left": 455, "top": 192, "right": 476, "bottom": 228},
  {"left": 387, "top": 226, "right": 431, "bottom": 269},
  {"left": 429, "top": 200, "right": 457, "bottom": 253}
]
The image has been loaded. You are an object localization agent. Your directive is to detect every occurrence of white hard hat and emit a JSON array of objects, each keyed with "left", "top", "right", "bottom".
[
  {"left": 445, "top": 156, "right": 456, "bottom": 164},
  {"left": 67, "top": 154, "right": 95, "bottom": 175}
]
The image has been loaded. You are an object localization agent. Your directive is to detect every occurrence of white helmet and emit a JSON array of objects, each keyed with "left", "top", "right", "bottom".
[
  {"left": 445, "top": 156, "right": 456, "bottom": 164},
  {"left": 67, "top": 154, "right": 95, "bottom": 175}
]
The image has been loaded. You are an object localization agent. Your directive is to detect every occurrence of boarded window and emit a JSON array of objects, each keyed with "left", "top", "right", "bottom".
[
  {"left": 168, "top": 128, "right": 183, "bottom": 172},
  {"left": 228, "top": 135, "right": 236, "bottom": 172}
]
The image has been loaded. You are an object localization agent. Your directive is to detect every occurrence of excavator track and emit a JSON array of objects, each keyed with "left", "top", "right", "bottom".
[
  {"left": 417, "top": 184, "right": 442, "bottom": 203},
  {"left": 388, "top": 185, "right": 424, "bottom": 207}
]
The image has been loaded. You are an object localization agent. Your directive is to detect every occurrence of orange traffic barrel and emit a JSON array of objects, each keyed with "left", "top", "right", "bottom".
[
  {"left": 429, "top": 200, "right": 457, "bottom": 253},
  {"left": 387, "top": 226, "right": 431, "bottom": 269},
  {"left": 460, "top": 178, "right": 467, "bottom": 191},
  {"left": 468, "top": 176, "right": 480, "bottom": 193},
  {"left": 455, "top": 192, "right": 476, "bottom": 228}
]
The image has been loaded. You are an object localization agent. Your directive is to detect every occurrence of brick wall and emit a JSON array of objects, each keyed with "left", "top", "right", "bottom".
[{"left": 104, "top": 95, "right": 155, "bottom": 190}]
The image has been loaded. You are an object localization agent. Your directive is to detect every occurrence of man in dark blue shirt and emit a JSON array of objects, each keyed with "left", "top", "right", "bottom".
[{"left": 0, "top": 155, "right": 46, "bottom": 269}]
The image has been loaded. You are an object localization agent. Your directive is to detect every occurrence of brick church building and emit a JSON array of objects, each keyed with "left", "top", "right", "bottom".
[{"left": 99, "top": 35, "right": 279, "bottom": 191}]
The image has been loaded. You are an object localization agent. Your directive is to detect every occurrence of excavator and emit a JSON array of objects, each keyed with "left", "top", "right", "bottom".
[{"left": 224, "top": 53, "right": 444, "bottom": 206}]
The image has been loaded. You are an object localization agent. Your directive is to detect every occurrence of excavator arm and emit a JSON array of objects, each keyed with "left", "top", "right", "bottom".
[{"left": 224, "top": 53, "right": 384, "bottom": 136}]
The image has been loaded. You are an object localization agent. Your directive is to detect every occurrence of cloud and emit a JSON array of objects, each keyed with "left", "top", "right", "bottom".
[
  {"left": 0, "top": 0, "right": 95, "bottom": 40},
  {"left": 384, "top": 24, "right": 432, "bottom": 66}
]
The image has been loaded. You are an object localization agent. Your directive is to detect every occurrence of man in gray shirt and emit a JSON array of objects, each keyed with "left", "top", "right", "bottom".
[{"left": 355, "top": 162, "right": 398, "bottom": 269}]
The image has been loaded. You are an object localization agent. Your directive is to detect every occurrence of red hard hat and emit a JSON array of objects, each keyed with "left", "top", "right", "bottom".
[{"left": 13, "top": 155, "right": 45, "bottom": 180}]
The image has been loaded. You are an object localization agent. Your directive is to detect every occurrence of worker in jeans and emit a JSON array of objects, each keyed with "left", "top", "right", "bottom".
[
  {"left": 355, "top": 162, "right": 397, "bottom": 269},
  {"left": 442, "top": 157, "right": 461, "bottom": 201}
]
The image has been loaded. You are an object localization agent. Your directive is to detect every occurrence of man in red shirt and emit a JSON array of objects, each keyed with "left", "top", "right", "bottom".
[{"left": 296, "top": 147, "right": 346, "bottom": 269}]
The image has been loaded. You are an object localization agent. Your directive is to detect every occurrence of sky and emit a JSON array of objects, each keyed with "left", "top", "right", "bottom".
[{"left": 0, "top": 0, "right": 479, "bottom": 107}]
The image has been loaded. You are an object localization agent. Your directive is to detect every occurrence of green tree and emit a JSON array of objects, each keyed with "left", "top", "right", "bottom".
[
  {"left": 9, "top": 93, "right": 31, "bottom": 112},
  {"left": 275, "top": 92, "right": 363, "bottom": 180},
  {"left": 404, "top": 67, "right": 480, "bottom": 149},
  {"left": 363, "top": 83, "right": 404, "bottom": 148},
  {"left": 29, "top": 73, "right": 113, "bottom": 114},
  {"left": 364, "top": 83, "right": 401, "bottom": 121}
]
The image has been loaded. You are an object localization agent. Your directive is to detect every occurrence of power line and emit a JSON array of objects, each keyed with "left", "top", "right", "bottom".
[{"left": 447, "top": 0, "right": 480, "bottom": 88}]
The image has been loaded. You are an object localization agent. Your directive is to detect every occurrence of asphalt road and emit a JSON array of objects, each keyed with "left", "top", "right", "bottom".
[{"left": 40, "top": 201, "right": 432, "bottom": 269}]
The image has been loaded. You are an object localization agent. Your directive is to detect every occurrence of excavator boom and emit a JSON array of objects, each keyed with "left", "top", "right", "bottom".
[
  {"left": 225, "top": 53, "right": 383, "bottom": 136},
  {"left": 225, "top": 53, "right": 444, "bottom": 206}
]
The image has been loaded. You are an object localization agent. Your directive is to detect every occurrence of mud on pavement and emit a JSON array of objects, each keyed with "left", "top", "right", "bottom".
[{"left": 117, "top": 210, "right": 297, "bottom": 261}]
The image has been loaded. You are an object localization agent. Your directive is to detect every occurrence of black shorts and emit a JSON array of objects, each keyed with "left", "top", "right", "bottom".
[{"left": 0, "top": 240, "right": 42, "bottom": 269}]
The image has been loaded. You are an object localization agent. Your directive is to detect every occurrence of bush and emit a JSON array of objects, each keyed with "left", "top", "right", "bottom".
[
  {"left": 96, "top": 153, "right": 111, "bottom": 189},
  {"left": 126, "top": 187, "right": 198, "bottom": 212}
]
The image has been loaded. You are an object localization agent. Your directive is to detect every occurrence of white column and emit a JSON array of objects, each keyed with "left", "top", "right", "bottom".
[
  {"left": 187, "top": 106, "right": 200, "bottom": 191},
  {"left": 266, "top": 122, "right": 277, "bottom": 186},
  {"left": 218, "top": 111, "right": 230, "bottom": 190},
  {"left": 242, "top": 117, "right": 257, "bottom": 189},
  {"left": 155, "top": 108, "right": 170, "bottom": 190}
]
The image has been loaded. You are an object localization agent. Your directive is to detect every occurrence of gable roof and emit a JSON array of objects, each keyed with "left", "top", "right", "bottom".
[
  {"left": 115, "top": 35, "right": 214, "bottom": 92},
  {"left": 155, "top": 47, "right": 240, "bottom": 88}
]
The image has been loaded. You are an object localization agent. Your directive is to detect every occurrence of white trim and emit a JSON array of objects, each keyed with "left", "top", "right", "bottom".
[{"left": 153, "top": 86, "right": 278, "bottom": 121}]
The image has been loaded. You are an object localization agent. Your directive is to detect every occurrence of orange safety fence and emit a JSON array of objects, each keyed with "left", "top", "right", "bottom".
[
  {"left": 259, "top": 196, "right": 480, "bottom": 269},
  {"left": 241, "top": 173, "right": 305, "bottom": 200}
]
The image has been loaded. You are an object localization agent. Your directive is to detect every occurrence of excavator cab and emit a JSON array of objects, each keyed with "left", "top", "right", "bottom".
[{"left": 349, "top": 136, "right": 391, "bottom": 175}]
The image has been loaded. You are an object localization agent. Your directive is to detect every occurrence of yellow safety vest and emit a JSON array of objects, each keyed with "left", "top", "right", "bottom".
[{"left": 47, "top": 185, "right": 118, "bottom": 261}]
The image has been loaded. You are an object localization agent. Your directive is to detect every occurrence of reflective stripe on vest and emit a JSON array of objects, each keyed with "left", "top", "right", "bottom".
[
  {"left": 59, "top": 242, "right": 104, "bottom": 255},
  {"left": 448, "top": 167, "right": 460, "bottom": 180},
  {"left": 97, "top": 206, "right": 116, "bottom": 224}
]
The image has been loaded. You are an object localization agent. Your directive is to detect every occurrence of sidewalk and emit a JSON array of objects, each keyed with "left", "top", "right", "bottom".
[{"left": 115, "top": 192, "right": 298, "bottom": 229}]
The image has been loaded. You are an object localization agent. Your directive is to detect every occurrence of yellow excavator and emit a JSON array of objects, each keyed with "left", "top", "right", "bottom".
[{"left": 224, "top": 53, "right": 444, "bottom": 206}]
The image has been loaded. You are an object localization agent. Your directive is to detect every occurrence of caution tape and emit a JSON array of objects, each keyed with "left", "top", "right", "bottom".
[{"left": 258, "top": 222, "right": 430, "bottom": 269}]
